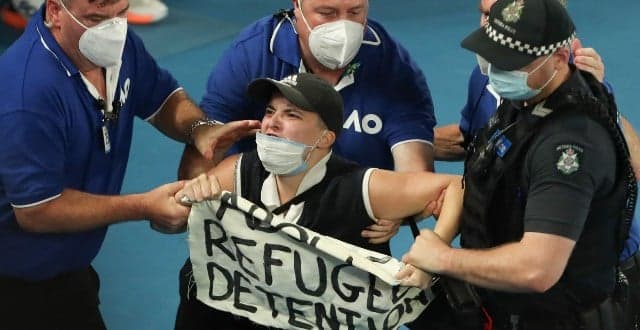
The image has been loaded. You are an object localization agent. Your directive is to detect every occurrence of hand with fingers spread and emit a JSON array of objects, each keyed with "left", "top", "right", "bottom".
[
  {"left": 192, "top": 120, "right": 261, "bottom": 161},
  {"left": 143, "top": 181, "right": 192, "bottom": 234},
  {"left": 571, "top": 38, "right": 605, "bottom": 83},
  {"left": 395, "top": 263, "right": 435, "bottom": 289},
  {"left": 175, "top": 173, "right": 223, "bottom": 205},
  {"left": 361, "top": 219, "right": 401, "bottom": 244}
]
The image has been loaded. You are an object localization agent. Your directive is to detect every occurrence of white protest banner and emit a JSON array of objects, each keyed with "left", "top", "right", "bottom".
[{"left": 188, "top": 191, "right": 433, "bottom": 329}]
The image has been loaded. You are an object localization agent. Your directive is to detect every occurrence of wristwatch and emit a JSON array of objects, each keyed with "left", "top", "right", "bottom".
[{"left": 188, "top": 118, "right": 222, "bottom": 145}]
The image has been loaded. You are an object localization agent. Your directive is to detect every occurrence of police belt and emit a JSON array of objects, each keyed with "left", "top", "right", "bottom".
[{"left": 489, "top": 295, "right": 625, "bottom": 330}]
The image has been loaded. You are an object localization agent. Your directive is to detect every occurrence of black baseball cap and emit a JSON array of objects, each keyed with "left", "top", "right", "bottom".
[
  {"left": 461, "top": 0, "right": 576, "bottom": 71},
  {"left": 248, "top": 73, "right": 344, "bottom": 137}
]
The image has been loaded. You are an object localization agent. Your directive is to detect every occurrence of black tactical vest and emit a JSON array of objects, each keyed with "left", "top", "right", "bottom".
[
  {"left": 239, "top": 150, "right": 391, "bottom": 255},
  {"left": 460, "top": 69, "right": 636, "bottom": 316}
]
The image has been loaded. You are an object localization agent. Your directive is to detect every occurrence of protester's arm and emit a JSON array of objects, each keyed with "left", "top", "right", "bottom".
[
  {"left": 394, "top": 177, "right": 463, "bottom": 289},
  {"left": 621, "top": 116, "right": 640, "bottom": 180},
  {"left": 174, "top": 154, "right": 240, "bottom": 203},
  {"left": 360, "top": 142, "right": 434, "bottom": 243},
  {"left": 368, "top": 171, "right": 463, "bottom": 223},
  {"left": 434, "top": 124, "right": 467, "bottom": 161},
  {"left": 431, "top": 180, "right": 464, "bottom": 244},
  {"left": 14, "top": 183, "right": 190, "bottom": 233},
  {"left": 361, "top": 141, "right": 435, "bottom": 243}
]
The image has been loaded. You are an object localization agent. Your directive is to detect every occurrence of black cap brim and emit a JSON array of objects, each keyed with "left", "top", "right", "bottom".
[
  {"left": 248, "top": 78, "right": 315, "bottom": 111},
  {"left": 461, "top": 27, "right": 538, "bottom": 71}
]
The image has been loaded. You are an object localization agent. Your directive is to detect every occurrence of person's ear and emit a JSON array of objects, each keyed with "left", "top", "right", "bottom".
[
  {"left": 318, "top": 130, "right": 336, "bottom": 149},
  {"left": 46, "top": 0, "right": 63, "bottom": 28},
  {"left": 554, "top": 46, "right": 571, "bottom": 68}
]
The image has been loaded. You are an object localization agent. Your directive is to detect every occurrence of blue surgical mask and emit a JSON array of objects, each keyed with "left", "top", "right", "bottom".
[{"left": 488, "top": 54, "right": 557, "bottom": 101}]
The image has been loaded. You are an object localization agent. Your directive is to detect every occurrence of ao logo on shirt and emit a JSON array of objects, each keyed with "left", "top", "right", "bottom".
[
  {"left": 343, "top": 109, "right": 383, "bottom": 135},
  {"left": 118, "top": 78, "right": 130, "bottom": 106}
]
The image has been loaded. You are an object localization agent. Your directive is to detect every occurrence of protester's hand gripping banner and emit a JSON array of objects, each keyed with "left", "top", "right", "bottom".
[{"left": 188, "top": 191, "right": 433, "bottom": 329}]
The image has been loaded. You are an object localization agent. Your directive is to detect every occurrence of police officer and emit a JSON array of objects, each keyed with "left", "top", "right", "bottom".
[{"left": 401, "top": 0, "right": 636, "bottom": 328}]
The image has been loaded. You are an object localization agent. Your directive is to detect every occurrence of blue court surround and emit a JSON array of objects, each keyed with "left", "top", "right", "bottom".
[{"left": 1, "top": 0, "right": 639, "bottom": 329}]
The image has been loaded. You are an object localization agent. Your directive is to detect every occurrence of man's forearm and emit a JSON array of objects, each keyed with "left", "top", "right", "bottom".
[
  {"left": 178, "top": 144, "right": 217, "bottom": 180},
  {"left": 149, "top": 89, "right": 205, "bottom": 143},
  {"left": 13, "top": 188, "right": 147, "bottom": 233},
  {"left": 438, "top": 233, "right": 572, "bottom": 293},
  {"left": 440, "top": 243, "right": 540, "bottom": 292},
  {"left": 434, "top": 124, "right": 467, "bottom": 161},
  {"left": 392, "top": 141, "right": 435, "bottom": 172}
]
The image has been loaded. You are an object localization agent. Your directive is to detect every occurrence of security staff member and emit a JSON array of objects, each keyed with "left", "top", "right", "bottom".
[{"left": 400, "top": 0, "right": 636, "bottom": 328}]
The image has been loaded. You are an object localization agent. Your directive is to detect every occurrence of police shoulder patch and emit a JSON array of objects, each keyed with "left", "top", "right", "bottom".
[{"left": 555, "top": 144, "right": 583, "bottom": 175}]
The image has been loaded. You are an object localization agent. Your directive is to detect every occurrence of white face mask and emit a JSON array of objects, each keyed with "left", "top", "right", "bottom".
[
  {"left": 297, "top": 0, "right": 364, "bottom": 70},
  {"left": 59, "top": 0, "right": 127, "bottom": 68},
  {"left": 255, "top": 132, "right": 324, "bottom": 176}
]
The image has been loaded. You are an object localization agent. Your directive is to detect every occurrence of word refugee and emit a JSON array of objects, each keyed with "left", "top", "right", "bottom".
[{"left": 188, "top": 193, "right": 432, "bottom": 329}]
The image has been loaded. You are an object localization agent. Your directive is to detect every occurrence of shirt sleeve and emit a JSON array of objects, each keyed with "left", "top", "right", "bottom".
[
  {"left": 199, "top": 42, "right": 257, "bottom": 123},
  {"left": 460, "top": 66, "right": 488, "bottom": 136},
  {"left": 126, "top": 32, "right": 180, "bottom": 120},
  {"left": 523, "top": 114, "right": 616, "bottom": 240},
  {"left": 0, "top": 111, "right": 65, "bottom": 207},
  {"left": 379, "top": 39, "right": 436, "bottom": 148}
]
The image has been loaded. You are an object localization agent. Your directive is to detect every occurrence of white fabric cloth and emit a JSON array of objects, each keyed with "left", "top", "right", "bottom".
[{"left": 188, "top": 192, "right": 432, "bottom": 329}]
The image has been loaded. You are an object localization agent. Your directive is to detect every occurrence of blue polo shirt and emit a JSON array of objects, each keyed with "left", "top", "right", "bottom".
[
  {"left": 200, "top": 10, "right": 435, "bottom": 170},
  {"left": 459, "top": 66, "right": 496, "bottom": 138},
  {"left": 460, "top": 65, "right": 639, "bottom": 261},
  {"left": 0, "top": 9, "right": 179, "bottom": 280}
]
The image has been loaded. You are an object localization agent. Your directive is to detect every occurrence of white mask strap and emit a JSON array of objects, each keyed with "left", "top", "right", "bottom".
[
  {"left": 304, "top": 129, "right": 327, "bottom": 162},
  {"left": 296, "top": 0, "right": 314, "bottom": 32},
  {"left": 58, "top": 0, "right": 90, "bottom": 30},
  {"left": 528, "top": 53, "right": 554, "bottom": 75}
]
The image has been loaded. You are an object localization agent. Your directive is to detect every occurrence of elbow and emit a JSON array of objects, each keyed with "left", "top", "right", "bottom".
[
  {"left": 522, "top": 267, "right": 561, "bottom": 293},
  {"left": 15, "top": 212, "right": 50, "bottom": 233},
  {"left": 14, "top": 205, "right": 56, "bottom": 233}
]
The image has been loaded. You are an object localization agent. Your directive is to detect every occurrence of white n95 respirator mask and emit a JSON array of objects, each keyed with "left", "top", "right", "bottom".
[
  {"left": 297, "top": 0, "right": 364, "bottom": 70},
  {"left": 59, "top": 0, "right": 127, "bottom": 68}
]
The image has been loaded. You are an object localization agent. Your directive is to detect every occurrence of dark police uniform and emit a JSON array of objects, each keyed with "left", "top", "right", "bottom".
[{"left": 460, "top": 67, "right": 635, "bottom": 329}]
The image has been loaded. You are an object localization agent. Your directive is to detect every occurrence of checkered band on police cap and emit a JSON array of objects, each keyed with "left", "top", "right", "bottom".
[
  {"left": 484, "top": 24, "right": 576, "bottom": 57},
  {"left": 461, "top": 0, "right": 576, "bottom": 70}
]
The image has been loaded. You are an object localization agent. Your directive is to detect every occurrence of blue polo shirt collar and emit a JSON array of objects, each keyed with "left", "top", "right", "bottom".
[{"left": 34, "top": 9, "right": 80, "bottom": 77}]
